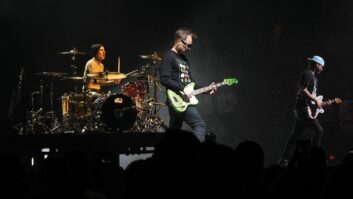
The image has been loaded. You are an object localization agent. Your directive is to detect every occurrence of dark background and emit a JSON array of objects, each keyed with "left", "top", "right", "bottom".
[{"left": 1, "top": 0, "right": 353, "bottom": 165}]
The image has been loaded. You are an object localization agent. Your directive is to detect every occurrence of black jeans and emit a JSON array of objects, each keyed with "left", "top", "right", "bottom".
[
  {"left": 168, "top": 105, "right": 206, "bottom": 142},
  {"left": 280, "top": 109, "right": 324, "bottom": 160}
]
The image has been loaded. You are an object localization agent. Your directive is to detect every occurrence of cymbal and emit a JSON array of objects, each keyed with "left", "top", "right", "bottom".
[
  {"left": 36, "top": 72, "right": 67, "bottom": 77},
  {"left": 94, "top": 80, "right": 116, "bottom": 85},
  {"left": 129, "top": 72, "right": 148, "bottom": 77},
  {"left": 61, "top": 76, "right": 84, "bottom": 80},
  {"left": 58, "top": 48, "right": 87, "bottom": 55},
  {"left": 86, "top": 73, "right": 100, "bottom": 78},
  {"left": 91, "top": 72, "right": 127, "bottom": 80},
  {"left": 139, "top": 51, "right": 162, "bottom": 61},
  {"left": 106, "top": 72, "right": 127, "bottom": 80}
]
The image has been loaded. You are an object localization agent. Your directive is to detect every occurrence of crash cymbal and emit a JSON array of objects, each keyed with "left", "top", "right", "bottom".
[
  {"left": 139, "top": 51, "right": 162, "bottom": 61},
  {"left": 58, "top": 48, "right": 87, "bottom": 55},
  {"left": 36, "top": 72, "right": 67, "bottom": 77}
]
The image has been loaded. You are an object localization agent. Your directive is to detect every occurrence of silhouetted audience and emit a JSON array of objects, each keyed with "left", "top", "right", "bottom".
[
  {"left": 322, "top": 148, "right": 353, "bottom": 199},
  {"left": 0, "top": 154, "right": 27, "bottom": 199},
  {"left": 267, "top": 141, "right": 328, "bottom": 199},
  {"left": 2, "top": 130, "right": 353, "bottom": 199},
  {"left": 233, "top": 140, "right": 266, "bottom": 199}
]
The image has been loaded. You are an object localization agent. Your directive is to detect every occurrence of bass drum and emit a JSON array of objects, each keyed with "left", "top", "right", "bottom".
[{"left": 101, "top": 94, "right": 137, "bottom": 131}]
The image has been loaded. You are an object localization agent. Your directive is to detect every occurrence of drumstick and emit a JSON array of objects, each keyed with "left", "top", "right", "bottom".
[
  {"left": 118, "top": 56, "right": 120, "bottom": 73},
  {"left": 126, "top": 69, "right": 138, "bottom": 76}
]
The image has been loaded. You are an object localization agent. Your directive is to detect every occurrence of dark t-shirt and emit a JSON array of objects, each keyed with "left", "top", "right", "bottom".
[
  {"left": 296, "top": 69, "right": 318, "bottom": 109},
  {"left": 159, "top": 50, "right": 195, "bottom": 92}
]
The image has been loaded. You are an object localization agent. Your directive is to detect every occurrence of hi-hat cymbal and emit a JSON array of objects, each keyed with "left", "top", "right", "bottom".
[
  {"left": 86, "top": 73, "right": 101, "bottom": 78},
  {"left": 36, "top": 72, "right": 67, "bottom": 77},
  {"left": 58, "top": 48, "right": 87, "bottom": 55},
  {"left": 106, "top": 72, "right": 127, "bottom": 80},
  {"left": 90, "top": 72, "right": 127, "bottom": 80},
  {"left": 139, "top": 51, "right": 162, "bottom": 61}
]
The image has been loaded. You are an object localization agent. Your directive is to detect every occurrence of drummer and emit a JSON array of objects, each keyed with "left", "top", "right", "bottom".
[{"left": 83, "top": 43, "right": 120, "bottom": 92}]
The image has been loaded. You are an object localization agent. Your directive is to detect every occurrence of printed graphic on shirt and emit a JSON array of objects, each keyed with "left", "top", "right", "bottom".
[
  {"left": 176, "top": 58, "right": 192, "bottom": 84},
  {"left": 312, "top": 79, "right": 317, "bottom": 96}
]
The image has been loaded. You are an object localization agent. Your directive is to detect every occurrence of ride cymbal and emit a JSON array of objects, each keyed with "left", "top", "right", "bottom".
[
  {"left": 139, "top": 51, "right": 162, "bottom": 61},
  {"left": 58, "top": 48, "right": 87, "bottom": 55},
  {"left": 36, "top": 72, "right": 67, "bottom": 77}
]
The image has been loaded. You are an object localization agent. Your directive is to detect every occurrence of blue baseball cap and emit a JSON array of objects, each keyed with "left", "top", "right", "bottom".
[{"left": 308, "top": 55, "right": 325, "bottom": 66}]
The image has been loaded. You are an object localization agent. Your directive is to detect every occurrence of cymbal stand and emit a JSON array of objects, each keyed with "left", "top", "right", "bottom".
[
  {"left": 26, "top": 80, "right": 47, "bottom": 134},
  {"left": 152, "top": 62, "right": 159, "bottom": 115},
  {"left": 68, "top": 47, "right": 80, "bottom": 94},
  {"left": 69, "top": 48, "right": 81, "bottom": 132},
  {"left": 134, "top": 61, "right": 167, "bottom": 132},
  {"left": 47, "top": 78, "right": 61, "bottom": 133},
  {"left": 26, "top": 91, "right": 42, "bottom": 134},
  {"left": 40, "top": 79, "right": 44, "bottom": 110}
]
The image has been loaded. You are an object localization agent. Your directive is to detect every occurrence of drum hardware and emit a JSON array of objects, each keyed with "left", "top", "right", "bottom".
[
  {"left": 25, "top": 72, "right": 63, "bottom": 134},
  {"left": 125, "top": 69, "right": 139, "bottom": 76},
  {"left": 34, "top": 73, "right": 57, "bottom": 114},
  {"left": 26, "top": 97, "right": 61, "bottom": 134},
  {"left": 121, "top": 52, "right": 167, "bottom": 132},
  {"left": 25, "top": 49, "right": 168, "bottom": 134},
  {"left": 58, "top": 47, "right": 87, "bottom": 93},
  {"left": 139, "top": 51, "right": 162, "bottom": 63}
]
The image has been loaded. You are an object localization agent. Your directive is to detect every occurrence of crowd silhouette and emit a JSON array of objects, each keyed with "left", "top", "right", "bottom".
[{"left": 1, "top": 129, "right": 353, "bottom": 199}]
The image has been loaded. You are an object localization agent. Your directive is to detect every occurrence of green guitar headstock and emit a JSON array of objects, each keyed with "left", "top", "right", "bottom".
[{"left": 223, "top": 78, "right": 239, "bottom": 86}]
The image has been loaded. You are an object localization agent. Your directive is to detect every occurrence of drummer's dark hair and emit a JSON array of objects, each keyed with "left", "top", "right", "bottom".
[{"left": 91, "top": 43, "right": 103, "bottom": 57}]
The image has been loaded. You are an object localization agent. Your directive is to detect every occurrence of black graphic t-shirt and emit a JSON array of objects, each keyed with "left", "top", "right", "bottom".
[
  {"left": 296, "top": 69, "right": 318, "bottom": 109},
  {"left": 159, "top": 50, "right": 195, "bottom": 92}
]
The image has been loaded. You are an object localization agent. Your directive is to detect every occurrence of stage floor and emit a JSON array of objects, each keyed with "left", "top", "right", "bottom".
[{"left": 0, "top": 132, "right": 164, "bottom": 155}]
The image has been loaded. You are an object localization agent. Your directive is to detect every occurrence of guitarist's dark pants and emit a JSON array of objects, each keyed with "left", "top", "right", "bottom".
[
  {"left": 168, "top": 106, "right": 206, "bottom": 142},
  {"left": 280, "top": 109, "right": 323, "bottom": 161}
]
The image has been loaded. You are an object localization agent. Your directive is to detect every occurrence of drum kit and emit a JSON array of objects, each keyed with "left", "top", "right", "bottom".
[{"left": 25, "top": 48, "right": 167, "bottom": 134}]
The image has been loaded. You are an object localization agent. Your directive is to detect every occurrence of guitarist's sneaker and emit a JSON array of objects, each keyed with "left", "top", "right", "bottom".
[{"left": 277, "top": 158, "right": 289, "bottom": 167}]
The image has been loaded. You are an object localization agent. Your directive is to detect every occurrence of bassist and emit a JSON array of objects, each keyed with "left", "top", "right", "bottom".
[{"left": 159, "top": 28, "right": 216, "bottom": 142}]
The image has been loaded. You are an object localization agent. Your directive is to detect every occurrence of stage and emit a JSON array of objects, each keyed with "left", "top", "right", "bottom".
[{"left": 0, "top": 132, "right": 164, "bottom": 168}]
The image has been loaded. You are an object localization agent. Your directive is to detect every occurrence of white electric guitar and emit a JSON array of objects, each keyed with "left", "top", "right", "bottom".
[{"left": 307, "top": 95, "right": 342, "bottom": 119}]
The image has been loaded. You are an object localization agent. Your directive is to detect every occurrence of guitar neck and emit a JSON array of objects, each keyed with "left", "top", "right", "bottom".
[
  {"left": 321, "top": 99, "right": 335, "bottom": 107},
  {"left": 192, "top": 82, "right": 225, "bottom": 96}
]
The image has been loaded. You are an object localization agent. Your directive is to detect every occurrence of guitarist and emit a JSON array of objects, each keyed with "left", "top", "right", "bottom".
[
  {"left": 278, "top": 55, "right": 327, "bottom": 166},
  {"left": 159, "top": 28, "right": 216, "bottom": 142}
]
